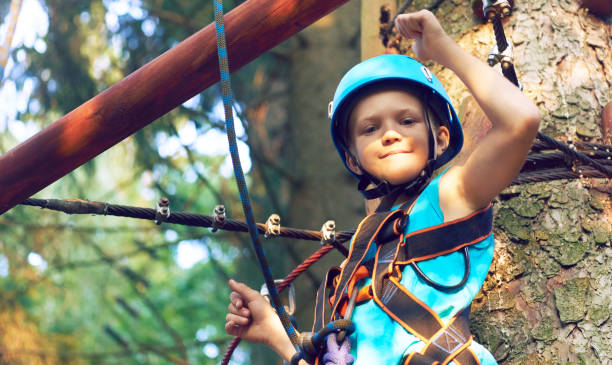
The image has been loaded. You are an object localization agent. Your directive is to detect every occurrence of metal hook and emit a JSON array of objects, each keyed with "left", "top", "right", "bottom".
[
  {"left": 320, "top": 220, "right": 336, "bottom": 245},
  {"left": 211, "top": 205, "right": 226, "bottom": 233},
  {"left": 155, "top": 197, "right": 170, "bottom": 225},
  {"left": 265, "top": 213, "right": 281, "bottom": 238}
]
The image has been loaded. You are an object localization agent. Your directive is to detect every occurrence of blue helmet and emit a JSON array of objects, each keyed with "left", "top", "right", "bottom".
[{"left": 329, "top": 54, "right": 463, "bottom": 179}]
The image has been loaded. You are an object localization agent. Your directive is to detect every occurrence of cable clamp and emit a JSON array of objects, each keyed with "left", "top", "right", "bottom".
[
  {"left": 260, "top": 280, "right": 296, "bottom": 316},
  {"left": 320, "top": 220, "right": 336, "bottom": 246},
  {"left": 155, "top": 197, "right": 170, "bottom": 225},
  {"left": 265, "top": 213, "right": 281, "bottom": 238},
  {"left": 483, "top": 0, "right": 512, "bottom": 20},
  {"left": 211, "top": 205, "right": 226, "bottom": 233},
  {"left": 487, "top": 42, "right": 514, "bottom": 70}
]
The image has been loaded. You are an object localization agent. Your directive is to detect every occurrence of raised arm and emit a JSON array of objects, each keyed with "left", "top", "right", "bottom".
[{"left": 395, "top": 10, "right": 540, "bottom": 217}]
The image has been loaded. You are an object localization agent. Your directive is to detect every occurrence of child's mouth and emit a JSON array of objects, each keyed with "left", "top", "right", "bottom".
[{"left": 381, "top": 150, "right": 410, "bottom": 158}]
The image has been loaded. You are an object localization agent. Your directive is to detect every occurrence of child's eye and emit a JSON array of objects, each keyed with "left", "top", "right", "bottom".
[
  {"left": 400, "top": 118, "right": 415, "bottom": 125},
  {"left": 362, "top": 125, "right": 377, "bottom": 134}
]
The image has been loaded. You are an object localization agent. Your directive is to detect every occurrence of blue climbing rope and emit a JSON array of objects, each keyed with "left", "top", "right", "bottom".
[{"left": 213, "top": 0, "right": 300, "bottom": 348}]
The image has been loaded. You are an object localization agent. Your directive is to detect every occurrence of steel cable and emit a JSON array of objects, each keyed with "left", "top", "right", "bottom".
[{"left": 19, "top": 198, "right": 354, "bottom": 248}]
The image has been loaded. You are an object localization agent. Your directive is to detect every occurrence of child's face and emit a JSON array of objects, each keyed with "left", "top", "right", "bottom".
[{"left": 346, "top": 88, "right": 440, "bottom": 185}]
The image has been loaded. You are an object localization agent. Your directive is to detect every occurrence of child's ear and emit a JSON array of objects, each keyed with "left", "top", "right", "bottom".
[
  {"left": 435, "top": 126, "right": 450, "bottom": 157},
  {"left": 345, "top": 151, "right": 363, "bottom": 175}
]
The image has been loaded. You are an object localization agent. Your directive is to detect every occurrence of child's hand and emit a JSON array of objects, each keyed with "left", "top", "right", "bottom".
[
  {"left": 224, "top": 279, "right": 286, "bottom": 346},
  {"left": 394, "top": 10, "right": 454, "bottom": 66}
]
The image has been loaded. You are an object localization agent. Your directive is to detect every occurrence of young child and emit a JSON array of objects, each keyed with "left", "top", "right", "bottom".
[{"left": 224, "top": 10, "right": 540, "bottom": 365}]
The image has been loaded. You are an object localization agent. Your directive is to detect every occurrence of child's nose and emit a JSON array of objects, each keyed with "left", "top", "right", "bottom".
[{"left": 382, "top": 128, "right": 402, "bottom": 145}]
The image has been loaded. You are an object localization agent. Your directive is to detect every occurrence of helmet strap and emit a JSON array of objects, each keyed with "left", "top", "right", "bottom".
[{"left": 423, "top": 95, "right": 438, "bottom": 162}]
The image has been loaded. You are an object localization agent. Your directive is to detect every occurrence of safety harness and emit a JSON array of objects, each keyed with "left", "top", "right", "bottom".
[{"left": 311, "top": 195, "right": 493, "bottom": 365}]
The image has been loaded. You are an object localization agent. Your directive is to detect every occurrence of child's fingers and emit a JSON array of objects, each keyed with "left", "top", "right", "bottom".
[
  {"left": 224, "top": 321, "right": 243, "bottom": 337},
  {"left": 395, "top": 15, "right": 422, "bottom": 39},
  {"left": 226, "top": 313, "right": 250, "bottom": 326},
  {"left": 228, "top": 302, "right": 251, "bottom": 317},
  {"left": 229, "top": 291, "right": 243, "bottom": 309}
]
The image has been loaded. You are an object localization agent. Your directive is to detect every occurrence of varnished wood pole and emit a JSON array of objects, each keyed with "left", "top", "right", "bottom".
[{"left": 0, "top": 0, "right": 350, "bottom": 215}]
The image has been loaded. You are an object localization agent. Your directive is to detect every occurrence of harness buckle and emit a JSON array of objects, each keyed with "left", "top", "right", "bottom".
[
  {"left": 320, "top": 220, "right": 336, "bottom": 245},
  {"left": 260, "top": 279, "right": 296, "bottom": 316},
  {"left": 155, "top": 197, "right": 170, "bottom": 225},
  {"left": 264, "top": 213, "right": 281, "bottom": 238}
]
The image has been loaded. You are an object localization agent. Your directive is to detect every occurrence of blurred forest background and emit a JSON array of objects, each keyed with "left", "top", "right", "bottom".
[{"left": 0, "top": 0, "right": 610, "bottom": 364}]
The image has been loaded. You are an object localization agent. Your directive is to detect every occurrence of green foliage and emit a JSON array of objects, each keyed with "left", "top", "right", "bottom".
[{"left": 1, "top": 0, "right": 293, "bottom": 363}]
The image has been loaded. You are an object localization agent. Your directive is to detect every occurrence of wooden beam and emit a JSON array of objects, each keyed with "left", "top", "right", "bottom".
[{"left": 0, "top": 0, "right": 350, "bottom": 215}]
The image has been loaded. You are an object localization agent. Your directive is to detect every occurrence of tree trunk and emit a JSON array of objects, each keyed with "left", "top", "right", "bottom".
[
  {"left": 363, "top": 0, "right": 612, "bottom": 363},
  {"left": 281, "top": 0, "right": 363, "bottom": 328}
]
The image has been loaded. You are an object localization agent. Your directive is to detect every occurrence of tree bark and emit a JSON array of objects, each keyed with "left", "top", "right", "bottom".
[{"left": 363, "top": 0, "right": 612, "bottom": 363}]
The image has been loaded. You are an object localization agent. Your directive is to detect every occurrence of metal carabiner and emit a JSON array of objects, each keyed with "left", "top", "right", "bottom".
[
  {"left": 410, "top": 247, "right": 470, "bottom": 291},
  {"left": 260, "top": 279, "right": 296, "bottom": 316}
]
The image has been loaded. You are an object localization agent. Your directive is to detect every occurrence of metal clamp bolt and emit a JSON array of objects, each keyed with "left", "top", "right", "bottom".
[
  {"left": 487, "top": 43, "right": 514, "bottom": 69},
  {"left": 211, "top": 205, "right": 226, "bottom": 233},
  {"left": 155, "top": 197, "right": 170, "bottom": 225},
  {"left": 320, "top": 220, "right": 336, "bottom": 245},
  {"left": 483, "top": 0, "right": 512, "bottom": 20},
  {"left": 265, "top": 213, "right": 281, "bottom": 238}
]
